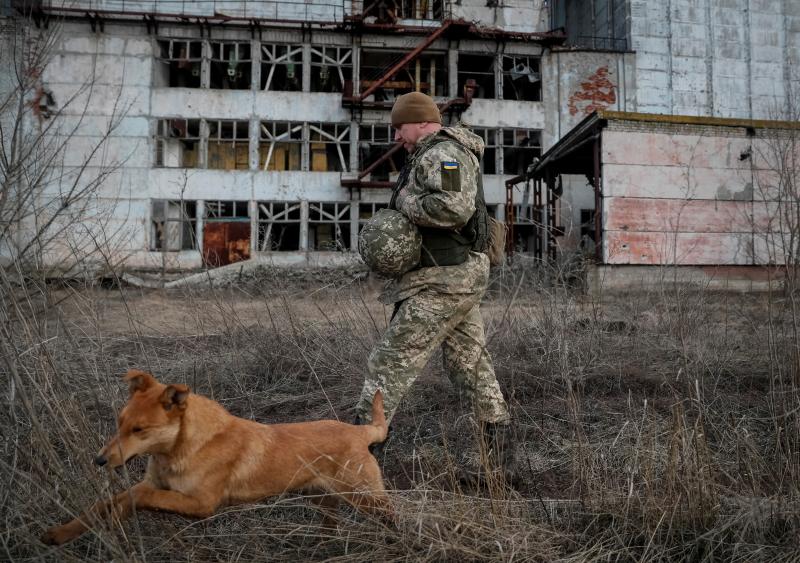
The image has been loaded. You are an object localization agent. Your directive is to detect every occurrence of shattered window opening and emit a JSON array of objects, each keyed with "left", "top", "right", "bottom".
[
  {"left": 204, "top": 201, "right": 250, "bottom": 221},
  {"left": 154, "top": 119, "right": 201, "bottom": 168},
  {"left": 150, "top": 200, "right": 197, "bottom": 251},
  {"left": 502, "top": 55, "right": 541, "bottom": 101},
  {"left": 257, "top": 201, "right": 302, "bottom": 251},
  {"left": 360, "top": 50, "right": 448, "bottom": 100},
  {"left": 207, "top": 120, "right": 250, "bottom": 170},
  {"left": 513, "top": 203, "right": 539, "bottom": 253},
  {"left": 260, "top": 122, "right": 303, "bottom": 171},
  {"left": 310, "top": 46, "right": 352, "bottom": 93},
  {"left": 156, "top": 39, "right": 203, "bottom": 88},
  {"left": 472, "top": 128, "right": 497, "bottom": 174},
  {"left": 261, "top": 44, "right": 303, "bottom": 91},
  {"left": 501, "top": 129, "right": 542, "bottom": 176},
  {"left": 209, "top": 41, "right": 252, "bottom": 90},
  {"left": 202, "top": 200, "right": 251, "bottom": 267},
  {"left": 458, "top": 53, "right": 495, "bottom": 99},
  {"left": 309, "top": 123, "right": 351, "bottom": 172},
  {"left": 308, "top": 202, "right": 351, "bottom": 251},
  {"left": 358, "top": 124, "right": 406, "bottom": 181},
  {"left": 363, "top": 0, "right": 445, "bottom": 21}
]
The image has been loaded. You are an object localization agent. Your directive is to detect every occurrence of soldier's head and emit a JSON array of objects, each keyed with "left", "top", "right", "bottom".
[{"left": 391, "top": 92, "right": 442, "bottom": 152}]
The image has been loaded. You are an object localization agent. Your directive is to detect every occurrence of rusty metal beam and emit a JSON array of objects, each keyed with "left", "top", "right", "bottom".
[
  {"left": 358, "top": 142, "right": 404, "bottom": 180},
  {"left": 357, "top": 20, "right": 453, "bottom": 102}
]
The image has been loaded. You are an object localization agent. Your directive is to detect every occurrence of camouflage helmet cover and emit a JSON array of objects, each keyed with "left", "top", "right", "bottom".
[{"left": 358, "top": 209, "right": 421, "bottom": 277}]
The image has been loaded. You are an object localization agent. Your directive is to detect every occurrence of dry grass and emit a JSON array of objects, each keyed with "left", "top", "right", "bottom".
[{"left": 1, "top": 265, "right": 799, "bottom": 562}]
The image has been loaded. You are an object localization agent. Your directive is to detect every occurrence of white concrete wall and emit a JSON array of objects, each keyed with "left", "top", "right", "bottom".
[{"left": 630, "top": 0, "right": 800, "bottom": 120}]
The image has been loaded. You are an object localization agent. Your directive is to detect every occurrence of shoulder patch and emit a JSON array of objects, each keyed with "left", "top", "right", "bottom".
[{"left": 441, "top": 161, "right": 461, "bottom": 192}]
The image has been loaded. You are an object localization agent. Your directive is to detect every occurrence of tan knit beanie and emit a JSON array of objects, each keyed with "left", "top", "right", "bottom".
[{"left": 391, "top": 92, "right": 441, "bottom": 127}]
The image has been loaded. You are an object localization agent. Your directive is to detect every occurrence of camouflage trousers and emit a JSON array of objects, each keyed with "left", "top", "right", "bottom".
[{"left": 356, "top": 289, "right": 511, "bottom": 425}]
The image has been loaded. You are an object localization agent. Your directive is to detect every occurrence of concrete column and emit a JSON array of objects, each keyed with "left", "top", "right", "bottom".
[
  {"left": 302, "top": 44, "right": 311, "bottom": 92},
  {"left": 350, "top": 200, "right": 359, "bottom": 251},
  {"left": 251, "top": 39, "right": 261, "bottom": 90},
  {"left": 301, "top": 123, "right": 309, "bottom": 171},
  {"left": 448, "top": 46, "right": 458, "bottom": 98},
  {"left": 249, "top": 200, "right": 258, "bottom": 254},
  {"left": 495, "top": 53, "right": 503, "bottom": 100},
  {"left": 300, "top": 199, "right": 309, "bottom": 250},
  {"left": 249, "top": 118, "right": 259, "bottom": 170},
  {"left": 349, "top": 121, "right": 359, "bottom": 172},
  {"left": 201, "top": 40, "right": 210, "bottom": 88},
  {"left": 199, "top": 119, "right": 209, "bottom": 169},
  {"left": 196, "top": 199, "right": 205, "bottom": 253}
]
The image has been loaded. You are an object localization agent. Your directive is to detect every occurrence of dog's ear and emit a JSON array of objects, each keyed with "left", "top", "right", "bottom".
[
  {"left": 125, "top": 369, "right": 157, "bottom": 395},
  {"left": 160, "top": 384, "right": 190, "bottom": 411}
]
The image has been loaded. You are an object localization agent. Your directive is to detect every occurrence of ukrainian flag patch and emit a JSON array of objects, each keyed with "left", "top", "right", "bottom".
[
  {"left": 442, "top": 161, "right": 459, "bottom": 170},
  {"left": 441, "top": 161, "right": 461, "bottom": 192}
]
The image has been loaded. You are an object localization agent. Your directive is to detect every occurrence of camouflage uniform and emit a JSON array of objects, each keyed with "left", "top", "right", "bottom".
[{"left": 356, "top": 125, "right": 511, "bottom": 425}]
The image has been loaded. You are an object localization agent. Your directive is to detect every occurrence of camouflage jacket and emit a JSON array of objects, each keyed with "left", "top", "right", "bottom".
[{"left": 380, "top": 125, "right": 490, "bottom": 304}]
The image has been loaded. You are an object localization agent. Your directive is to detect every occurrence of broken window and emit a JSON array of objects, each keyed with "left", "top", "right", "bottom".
[
  {"left": 310, "top": 46, "right": 352, "bottom": 93},
  {"left": 259, "top": 122, "right": 303, "bottom": 170},
  {"left": 207, "top": 120, "right": 250, "bottom": 170},
  {"left": 513, "top": 203, "right": 539, "bottom": 254},
  {"left": 150, "top": 200, "right": 197, "bottom": 251},
  {"left": 501, "top": 129, "right": 542, "bottom": 176},
  {"left": 256, "top": 201, "right": 302, "bottom": 251},
  {"left": 261, "top": 44, "right": 303, "bottom": 91},
  {"left": 472, "top": 128, "right": 497, "bottom": 174},
  {"left": 309, "top": 123, "right": 351, "bottom": 172},
  {"left": 360, "top": 51, "right": 447, "bottom": 100},
  {"left": 358, "top": 124, "right": 406, "bottom": 181},
  {"left": 502, "top": 55, "right": 541, "bottom": 101},
  {"left": 156, "top": 39, "right": 203, "bottom": 88},
  {"left": 308, "top": 202, "right": 351, "bottom": 251},
  {"left": 209, "top": 41, "right": 252, "bottom": 89},
  {"left": 364, "top": 0, "right": 445, "bottom": 20},
  {"left": 458, "top": 53, "right": 495, "bottom": 99},
  {"left": 154, "top": 119, "right": 201, "bottom": 168},
  {"left": 202, "top": 201, "right": 251, "bottom": 266}
]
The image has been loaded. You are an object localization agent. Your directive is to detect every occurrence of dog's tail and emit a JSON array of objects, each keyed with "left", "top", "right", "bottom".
[{"left": 366, "top": 390, "right": 388, "bottom": 445}]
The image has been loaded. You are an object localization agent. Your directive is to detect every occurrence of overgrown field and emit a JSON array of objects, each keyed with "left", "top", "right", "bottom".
[{"left": 2, "top": 268, "right": 799, "bottom": 562}]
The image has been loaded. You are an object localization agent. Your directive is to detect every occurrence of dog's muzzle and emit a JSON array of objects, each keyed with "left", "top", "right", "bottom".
[{"left": 95, "top": 455, "right": 108, "bottom": 467}]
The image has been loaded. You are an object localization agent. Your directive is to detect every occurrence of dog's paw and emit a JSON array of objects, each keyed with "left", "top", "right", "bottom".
[{"left": 41, "top": 526, "right": 72, "bottom": 546}]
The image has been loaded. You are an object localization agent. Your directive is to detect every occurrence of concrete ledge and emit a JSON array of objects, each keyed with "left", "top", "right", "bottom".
[{"left": 587, "top": 264, "right": 788, "bottom": 293}]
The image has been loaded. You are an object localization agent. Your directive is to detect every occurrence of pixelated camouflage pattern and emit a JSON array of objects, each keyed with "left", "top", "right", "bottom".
[
  {"left": 357, "top": 124, "right": 510, "bottom": 427},
  {"left": 358, "top": 209, "right": 422, "bottom": 277},
  {"left": 356, "top": 289, "right": 511, "bottom": 425},
  {"left": 381, "top": 125, "right": 488, "bottom": 305}
]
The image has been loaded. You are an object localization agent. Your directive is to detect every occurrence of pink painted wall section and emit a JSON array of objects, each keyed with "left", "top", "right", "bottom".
[
  {"left": 605, "top": 232, "right": 753, "bottom": 265},
  {"left": 602, "top": 131, "right": 753, "bottom": 170},
  {"left": 603, "top": 163, "right": 754, "bottom": 200},
  {"left": 604, "top": 198, "right": 756, "bottom": 233}
]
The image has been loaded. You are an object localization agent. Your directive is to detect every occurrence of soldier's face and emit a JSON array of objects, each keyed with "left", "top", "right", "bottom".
[{"left": 394, "top": 123, "right": 434, "bottom": 152}]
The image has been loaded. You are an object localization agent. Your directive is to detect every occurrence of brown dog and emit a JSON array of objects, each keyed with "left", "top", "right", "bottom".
[{"left": 42, "top": 369, "right": 392, "bottom": 545}]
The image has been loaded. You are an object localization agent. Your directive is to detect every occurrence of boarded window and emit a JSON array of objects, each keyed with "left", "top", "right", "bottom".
[
  {"left": 310, "top": 46, "right": 352, "bottom": 93},
  {"left": 155, "top": 119, "right": 201, "bottom": 168},
  {"left": 502, "top": 55, "right": 541, "bottom": 101},
  {"left": 260, "top": 122, "right": 303, "bottom": 170},
  {"left": 257, "top": 201, "right": 301, "bottom": 251},
  {"left": 358, "top": 124, "right": 406, "bottom": 181},
  {"left": 207, "top": 120, "right": 250, "bottom": 170},
  {"left": 209, "top": 41, "right": 252, "bottom": 89},
  {"left": 501, "top": 129, "right": 542, "bottom": 176},
  {"left": 203, "top": 201, "right": 251, "bottom": 266},
  {"left": 151, "top": 200, "right": 197, "bottom": 251},
  {"left": 156, "top": 39, "right": 202, "bottom": 88},
  {"left": 308, "top": 202, "right": 351, "bottom": 251},
  {"left": 472, "top": 128, "right": 497, "bottom": 174},
  {"left": 309, "top": 123, "right": 351, "bottom": 172},
  {"left": 458, "top": 53, "right": 495, "bottom": 99},
  {"left": 261, "top": 44, "right": 303, "bottom": 91}
]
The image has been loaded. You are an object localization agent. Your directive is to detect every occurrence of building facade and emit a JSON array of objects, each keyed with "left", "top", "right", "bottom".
[{"left": 2, "top": 0, "right": 798, "bottom": 274}]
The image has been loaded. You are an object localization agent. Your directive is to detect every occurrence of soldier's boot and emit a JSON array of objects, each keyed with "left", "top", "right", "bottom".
[
  {"left": 459, "top": 422, "right": 518, "bottom": 488},
  {"left": 353, "top": 414, "right": 391, "bottom": 459},
  {"left": 483, "top": 422, "right": 518, "bottom": 483}
]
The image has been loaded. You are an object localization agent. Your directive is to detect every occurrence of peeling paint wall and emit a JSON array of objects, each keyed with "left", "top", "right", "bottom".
[{"left": 601, "top": 120, "right": 797, "bottom": 266}]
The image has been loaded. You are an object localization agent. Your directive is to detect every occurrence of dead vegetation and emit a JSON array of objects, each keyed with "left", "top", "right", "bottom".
[{"left": 1, "top": 266, "right": 799, "bottom": 562}]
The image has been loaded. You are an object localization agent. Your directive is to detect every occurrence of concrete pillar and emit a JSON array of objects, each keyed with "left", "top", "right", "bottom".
[
  {"left": 199, "top": 119, "right": 209, "bottom": 169},
  {"left": 251, "top": 39, "right": 261, "bottom": 90},
  {"left": 249, "top": 200, "right": 258, "bottom": 254},
  {"left": 300, "top": 199, "right": 309, "bottom": 250},
  {"left": 350, "top": 200, "right": 359, "bottom": 251},
  {"left": 249, "top": 118, "right": 259, "bottom": 170},
  {"left": 302, "top": 43, "right": 311, "bottom": 92},
  {"left": 448, "top": 46, "right": 458, "bottom": 99},
  {"left": 201, "top": 40, "right": 210, "bottom": 88},
  {"left": 196, "top": 199, "right": 205, "bottom": 253}
]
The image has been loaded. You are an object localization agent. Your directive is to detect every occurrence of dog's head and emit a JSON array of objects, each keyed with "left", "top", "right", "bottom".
[{"left": 96, "top": 369, "right": 190, "bottom": 468}]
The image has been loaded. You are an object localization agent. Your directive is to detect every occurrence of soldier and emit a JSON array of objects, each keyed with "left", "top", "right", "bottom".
[{"left": 355, "top": 91, "right": 516, "bottom": 478}]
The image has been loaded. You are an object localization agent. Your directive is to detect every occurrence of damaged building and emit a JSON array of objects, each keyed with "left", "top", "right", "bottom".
[{"left": 2, "top": 0, "right": 799, "bottom": 282}]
